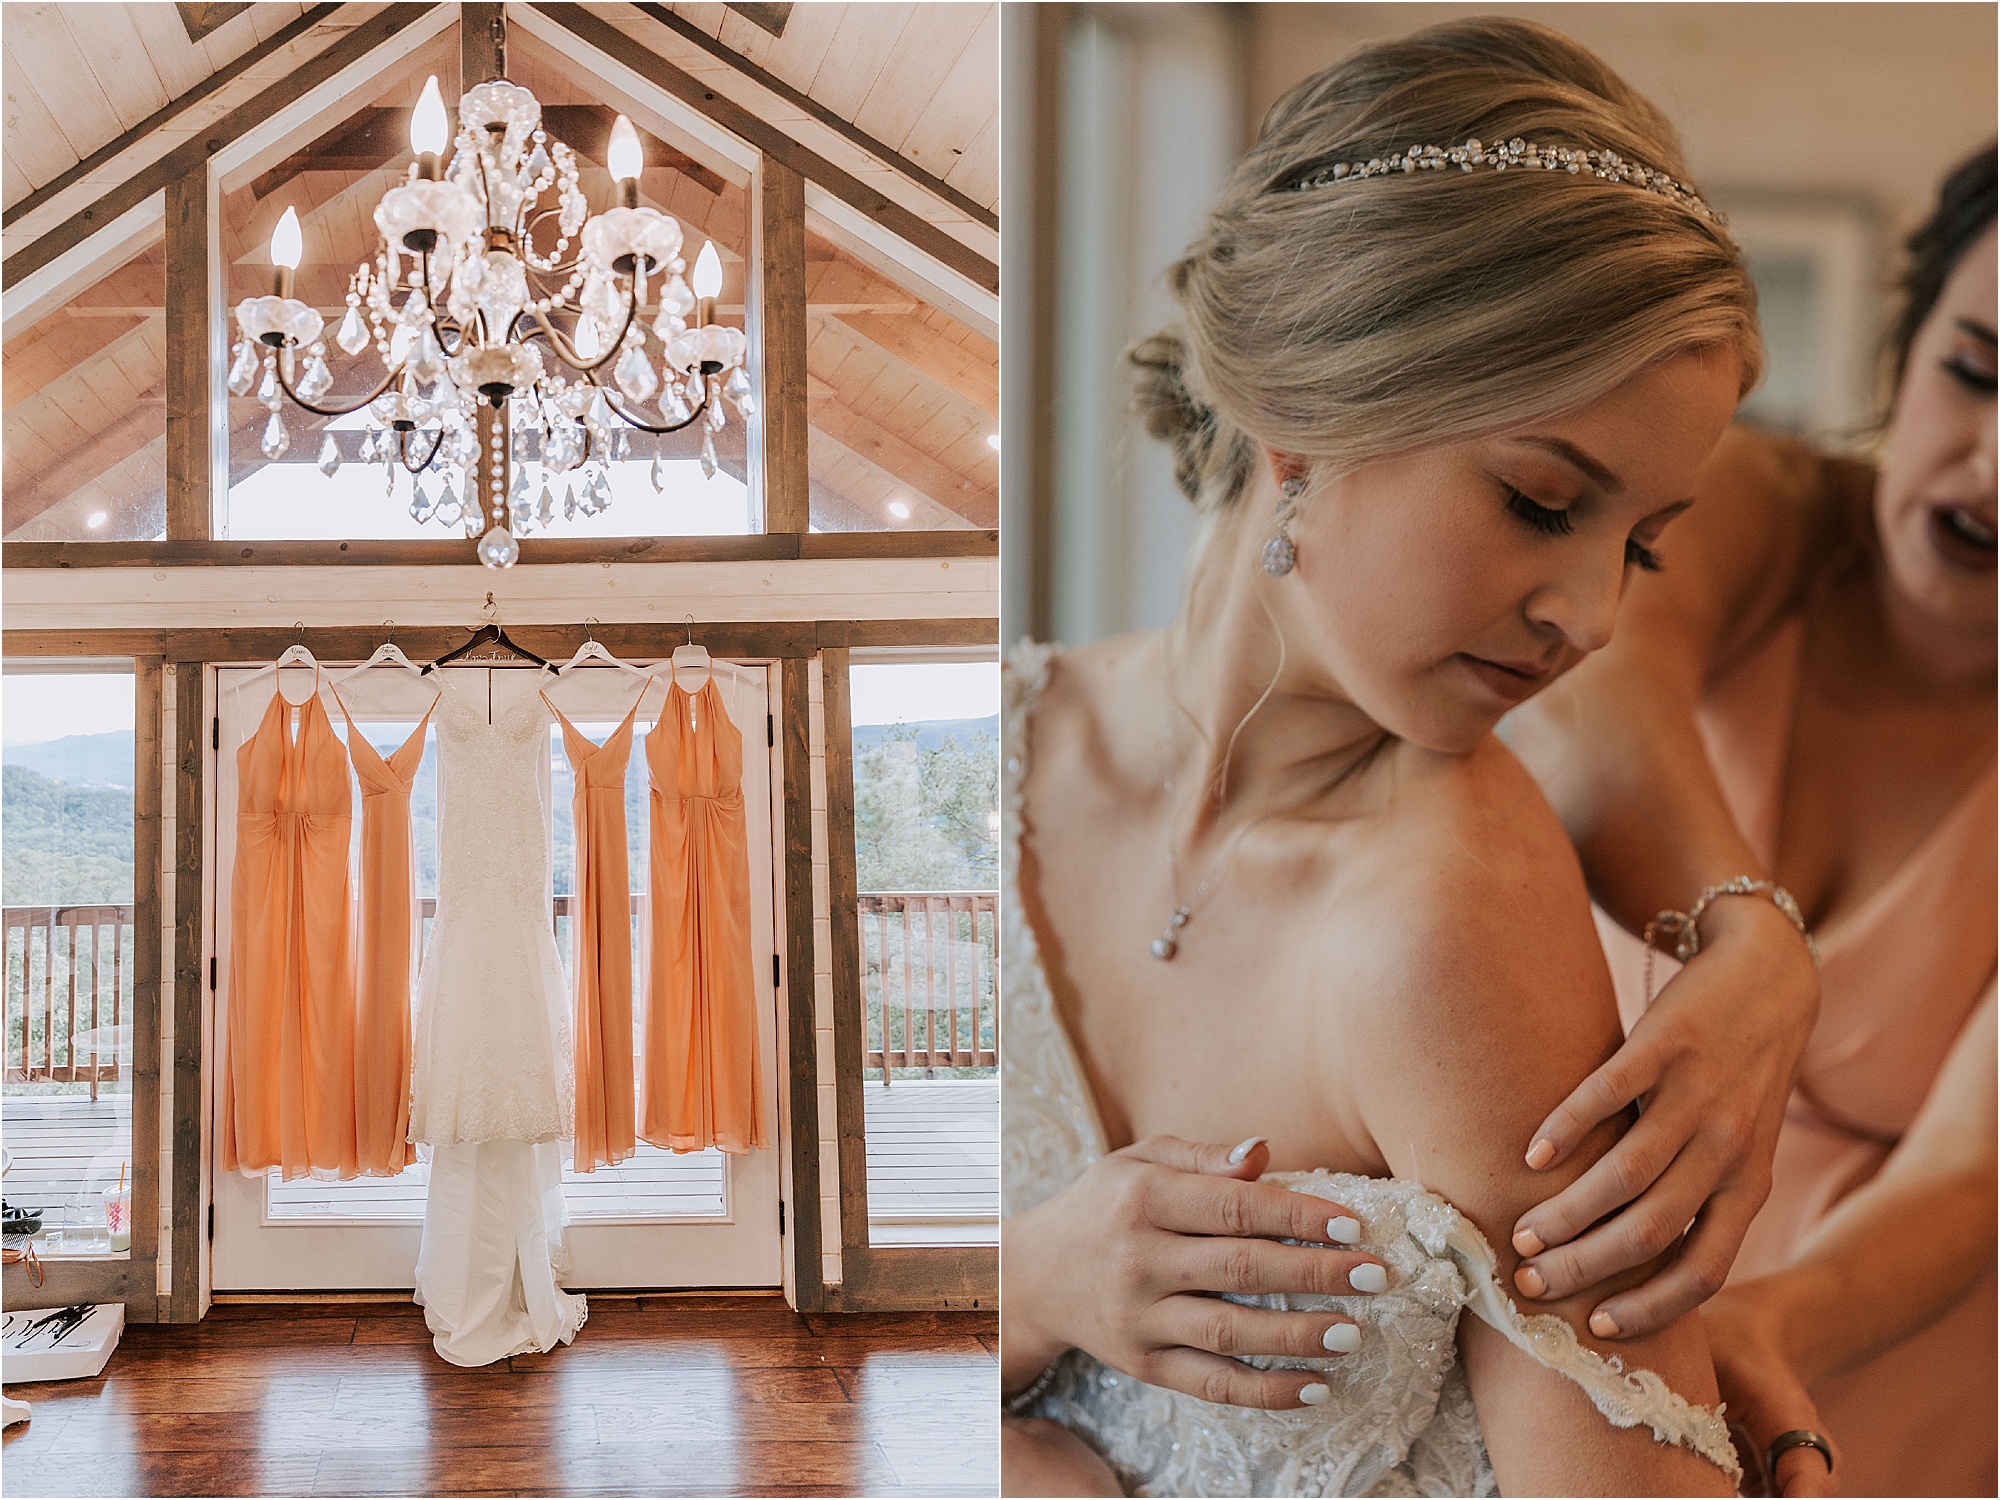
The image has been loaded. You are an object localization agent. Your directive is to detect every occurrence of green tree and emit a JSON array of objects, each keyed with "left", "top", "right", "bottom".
[
  {"left": 2, "top": 764, "right": 133, "bottom": 905},
  {"left": 853, "top": 725, "right": 997, "bottom": 892}
]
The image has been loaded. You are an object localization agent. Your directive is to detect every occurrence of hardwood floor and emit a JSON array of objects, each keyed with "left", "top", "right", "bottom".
[{"left": 1, "top": 1297, "right": 998, "bottom": 1497}]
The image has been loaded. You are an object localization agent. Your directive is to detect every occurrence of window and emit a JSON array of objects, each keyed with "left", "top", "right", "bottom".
[
  {"left": 1, "top": 666, "right": 138, "bottom": 1256},
  {"left": 3, "top": 211, "right": 167, "bottom": 542},
  {"left": 846, "top": 657, "right": 1000, "bottom": 1244},
  {"left": 807, "top": 227, "right": 998, "bottom": 531}
]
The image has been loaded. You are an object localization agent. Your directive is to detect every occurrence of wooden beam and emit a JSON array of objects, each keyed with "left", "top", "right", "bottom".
[
  {"left": 630, "top": 2, "right": 997, "bottom": 233},
  {"left": 1, "top": 1258, "right": 153, "bottom": 1312},
  {"left": 819, "top": 648, "right": 871, "bottom": 1263},
  {"left": 527, "top": 4, "right": 996, "bottom": 296},
  {"left": 0, "top": 534, "right": 1034, "bottom": 569},
  {"left": 1025, "top": 3, "right": 1067, "bottom": 644},
  {"left": 831, "top": 1245, "right": 995, "bottom": 1311},
  {"left": 1, "top": 6, "right": 341, "bottom": 232},
  {"left": 130, "top": 658, "right": 166, "bottom": 1314},
  {"left": 797, "top": 531, "right": 996, "bottom": 561},
  {"left": 168, "top": 661, "right": 206, "bottom": 1322},
  {"left": 813, "top": 617, "right": 999, "bottom": 649},
  {"left": 0, "top": 620, "right": 995, "bottom": 659},
  {"left": 4, "top": 5, "right": 439, "bottom": 291},
  {"left": 177, "top": 4, "right": 254, "bottom": 44},
  {"left": 461, "top": 1, "right": 506, "bottom": 87},
  {"left": 760, "top": 158, "right": 811, "bottom": 534},
  {"left": 164, "top": 173, "right": 211, "bottom": 541},
  {"left": 779, "top": 655, "right": 825, "bottom": 1313}
]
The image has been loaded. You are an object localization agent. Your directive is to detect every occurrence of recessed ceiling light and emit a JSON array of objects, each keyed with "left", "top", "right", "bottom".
[
  {"left": 887, "top": 500, "right": 911, "bottom": 520},
  {"left": 986, "top": 433, "right": 1001, "bottom": 450},
  {"left": 86, "top": 511, "right": 109, "bottom": 529}
]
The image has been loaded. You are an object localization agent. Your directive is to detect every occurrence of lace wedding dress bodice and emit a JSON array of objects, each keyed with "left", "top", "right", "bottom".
[
  {"left": 409, "top": 669, "right": 574, "bottom": 1147},
  {"left": 1002, "top": 641, "right": 1740, "bottom": 1497}
]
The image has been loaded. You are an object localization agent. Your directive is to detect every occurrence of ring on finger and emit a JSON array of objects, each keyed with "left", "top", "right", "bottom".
[{"left": 1766, "top": 1429, "right": 1833, "bottom": 1477}]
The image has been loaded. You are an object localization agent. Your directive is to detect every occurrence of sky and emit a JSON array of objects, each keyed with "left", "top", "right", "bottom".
[
  {"left": 1, "top": 673, "right": 136, "bottom": 745},
  {"left": 850, "top": 664, "right": 998, "bottom": 726}
]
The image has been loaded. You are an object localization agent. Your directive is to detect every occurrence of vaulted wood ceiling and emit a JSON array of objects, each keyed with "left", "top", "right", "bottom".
[
  {"left": 2, "top": 2, "right": 313, "bottom": 208},
  {"left": 2, "top": 3, "right": 997, "bottom": 540}
]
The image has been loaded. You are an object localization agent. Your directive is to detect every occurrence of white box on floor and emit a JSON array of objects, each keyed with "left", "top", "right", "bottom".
[{"left": 2, "top": 1302, "right": 124, "bottom": 1383}]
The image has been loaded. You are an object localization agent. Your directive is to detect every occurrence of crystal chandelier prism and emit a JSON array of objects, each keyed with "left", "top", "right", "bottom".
[{"left": 231, "top": 77, "right": 753, "bottom": 568}]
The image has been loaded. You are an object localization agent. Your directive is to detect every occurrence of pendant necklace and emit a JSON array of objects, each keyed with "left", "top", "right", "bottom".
[{"left": 1152, "top": 662, "right": 1387, "bottom": 962}]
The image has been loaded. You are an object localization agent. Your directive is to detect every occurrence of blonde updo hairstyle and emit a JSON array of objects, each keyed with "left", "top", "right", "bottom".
[{"left": 1135, "top": 18, "right": 1763, "bottom": 534}]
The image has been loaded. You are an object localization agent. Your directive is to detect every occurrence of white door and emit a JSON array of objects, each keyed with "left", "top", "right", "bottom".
[{"left": 209, "top": 661, "right": 785, "bottom": 1291}]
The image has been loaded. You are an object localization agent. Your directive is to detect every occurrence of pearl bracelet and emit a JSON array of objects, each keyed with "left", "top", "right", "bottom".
[{"left": 1642, "top": 876, "right": 1819, "bottom": 1004}]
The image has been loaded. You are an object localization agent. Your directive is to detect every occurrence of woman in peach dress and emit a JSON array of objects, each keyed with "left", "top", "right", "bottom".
[{"left": 1511, "top": 144, "right": 1995, "bottom": 1494}]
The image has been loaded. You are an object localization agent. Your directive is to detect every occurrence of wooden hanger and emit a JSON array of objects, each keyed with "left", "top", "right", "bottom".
[{"left": 429, "top": 593, "right": 549, "bottom": 669}]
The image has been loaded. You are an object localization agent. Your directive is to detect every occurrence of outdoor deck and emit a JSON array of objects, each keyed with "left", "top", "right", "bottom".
[{"left": 1, "top": 1079, "right": 996, "bottom": 1240}]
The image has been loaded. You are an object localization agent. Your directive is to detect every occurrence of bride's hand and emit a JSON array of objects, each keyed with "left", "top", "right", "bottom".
[
  {"left": 1506, "top": 897, "right": 1819, "bottom": 1336},
  {"left": 1002, "top": 1135, "right": 1388, "bottom": 1411},
  {"left": 1702, "top": 1284, "right": 1838, "bottom": 1498}
]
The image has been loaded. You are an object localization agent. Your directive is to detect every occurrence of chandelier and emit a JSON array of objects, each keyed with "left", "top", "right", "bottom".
[{"left": 229, "top": 76, "right": 753, "bottom": 568}]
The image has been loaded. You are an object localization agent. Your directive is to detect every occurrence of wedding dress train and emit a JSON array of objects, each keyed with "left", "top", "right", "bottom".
[
  {"left": 411, "top": 669, "right": 585, "bottom": 1365},
  {"left": 1002, "top": 642, "right": 1740, "bottom": 1496}
]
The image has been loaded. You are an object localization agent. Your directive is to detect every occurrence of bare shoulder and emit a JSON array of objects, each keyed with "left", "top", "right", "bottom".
[
  {"left": 1335, "top": 734, "right": 1626, "bottom": 1234},
  {"left": 1635, "top": 423, "right": 1863, "bottom": 668},
  {"left": 1015, "top": 631, "right": 1161, "bottom": 797}
]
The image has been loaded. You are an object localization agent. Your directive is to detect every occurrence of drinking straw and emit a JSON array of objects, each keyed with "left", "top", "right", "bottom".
[{"left": 117, "top": 1163, "right": 126, "bottom": 1193}]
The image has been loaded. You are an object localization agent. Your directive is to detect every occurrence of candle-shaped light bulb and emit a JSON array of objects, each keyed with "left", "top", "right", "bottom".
[
  {"left": 270, "top": 205, "right": 302, "bottom": 296},
  {"left": 410, "top": 75, "right": 448, "bottom": 173},
  {"left": 607, "top": 115, "right": 643, "bottom": 181},
  {"left": 607, "top": 115, "right": 642, "bottom": 207},
  {"left": 692, "top": 240, "right": 722, "bottom": 299},
  {"left": 271, "top": 206, "right": 303, "bottom": 270}
]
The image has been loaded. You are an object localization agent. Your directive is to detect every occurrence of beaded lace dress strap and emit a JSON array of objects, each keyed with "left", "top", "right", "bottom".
[{"left": 1448, "top": 1216, "right": 1743, "bottom": 1483}]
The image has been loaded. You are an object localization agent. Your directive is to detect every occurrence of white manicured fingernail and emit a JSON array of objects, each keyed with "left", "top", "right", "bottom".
[
  {"left": 1227, "top": 1136, "right": 1267, "bottom": 1165},
  {"left": 1299, "top": 1382, "right": 1331, "bottom": 1405},
  {"left": 1322, "top": 1323, "right": 1360, "bottom": 1353},
  {"left": 1349, "top": 1263, "right": 1388, "bottom": 1294},
  {"left": 1327, "top": 1216, "right": 1360, "bottom": 1244}
]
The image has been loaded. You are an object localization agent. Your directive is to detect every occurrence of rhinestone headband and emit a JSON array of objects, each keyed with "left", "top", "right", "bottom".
[{"left": 1290, "top": 136, "right": 1721, "bottom": 224}]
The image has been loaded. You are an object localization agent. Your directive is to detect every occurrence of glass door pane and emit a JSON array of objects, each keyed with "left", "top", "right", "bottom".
[
  {"left": 1, "top": 667, "right": 138, "bottom": 1257},
  {"left": 847, "top": 660, "right": 1000, "bottom": 1245}
]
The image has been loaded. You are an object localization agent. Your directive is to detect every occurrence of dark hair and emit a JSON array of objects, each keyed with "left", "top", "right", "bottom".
[{"left": 1886, "top": 142, "right": 1997, "bottom": 392}]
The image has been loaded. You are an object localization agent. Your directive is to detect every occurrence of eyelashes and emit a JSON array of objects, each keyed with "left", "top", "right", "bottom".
[
  {"left": 1625, "top": 539, "right": 1664, "bottom": 573},
  {"left": 1504, "top": 485, "right": 1664, "bottom": 572},
  {"left": 1504, "top": 485, "right": 1574, "bottom": 536},
  {"left": 1944, "top": 356, "right": 1997, "bottom": 395}
]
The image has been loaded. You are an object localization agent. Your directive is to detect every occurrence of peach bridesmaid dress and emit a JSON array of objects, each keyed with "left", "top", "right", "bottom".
[
  {"left": 1599, "top": 616, "right": 1997, "bottom": 1497},
  {"left": 334, "top": 689, "right": 436, "bottom": 1177},
  {"left": 641, "top": 674, "right": 766, "bottom": 1155},
  {"left": 545, "top": 688, "right": 643, "bottom": 1173},
  {"left": 221, "top": 671, "right": 360, "bottom": 1179}
]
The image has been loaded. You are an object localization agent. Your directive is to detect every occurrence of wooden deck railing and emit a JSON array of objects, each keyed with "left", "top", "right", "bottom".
[
  {"left": 4, "top": 905, "right": 134, "bottom": 1100},
  {"left": 858, "top": 892, "right": 998, "bottom": 1081}
]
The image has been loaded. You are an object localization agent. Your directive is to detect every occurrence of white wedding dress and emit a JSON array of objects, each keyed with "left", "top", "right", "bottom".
[
  {"left": 1002, "top": 642, "right": 1741, "bottom": 1497},
  {"left": 410, "top": 668, "right": 586, "bottom": 1366}
]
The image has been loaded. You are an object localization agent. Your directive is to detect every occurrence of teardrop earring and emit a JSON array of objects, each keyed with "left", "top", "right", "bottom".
[{"left": 1262, "top": 475, "right": 1305, "bottom": 576}]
